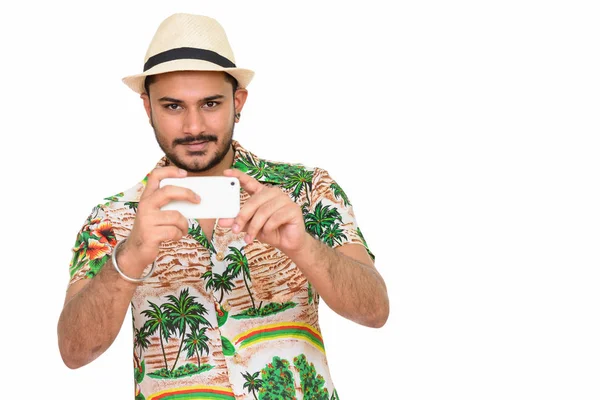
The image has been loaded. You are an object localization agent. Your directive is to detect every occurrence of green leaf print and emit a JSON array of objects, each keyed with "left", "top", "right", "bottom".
[
  {"left": 88, "top": 254, "right": 109, "bottom": 276},
  {"left": 233, "top": 155, "right": 286, "bottom": 183},
  {"left": 147, "top": 363, "right": 213, "bottom": 379},
  {"left": 141, "top": 289, "right": 212, "bottom": 378},
  {"left": 330, "top": 182, "right": 351, "bottom": 207},
  {"left": 232, "top": 302, "right": 296, "bottom": 320},
  {"left": 304, "top": 201, "right": 343, "bottom": 239},
  {"left": 203, "top": 271, "right": 235, "bottom": 304},
  {"left": 294, "top": 354, "right": 329, "bottom": 400},
  {"left": 225, "top": 247, "right": 257, "bottom": 310},
  {"left": 217, "top": 305, "right": 229, "bottom": 327},
  {"left": 283, "top": 168, "right": 314, "bottom": 203},
  {"left": 242, "top": 371, "right": 264, "bottom": 400},
  {"left": 259, "top": 356, "right": 295, "bottom": 400},
  {"left": 134, "top": 326, "right": 151, "bottom": 359},
  {"left": 322, "top": 223, "right": 348, "bottom": 247},
  {"left": 103, "top": 192, "right": 124, "bottom": 202},
  {"left": 162, "top": 288, "right": 211, "bottom": 374},
  {"left": 184, "top": 327, "right": 210, "bottom": 367},
  {"left": 125, "top": 201, "right": 139, "bottom": 212},
  {"left": 134, "top": 360, "right": 145, "bottom": 384},
  {"left": 221, "top": 336, "right": 236, "bottom": 356},
  {"left": 141, "top": 301, "right": 173, "bottom": 371},
  {"left": 188, "top": 223, "right": 215, "bottom": 253}
]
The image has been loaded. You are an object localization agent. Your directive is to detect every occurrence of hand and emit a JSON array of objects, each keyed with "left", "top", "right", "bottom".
[
  {"left": 218, "top": 168, "right": 308, "bottom": 254},
  {"left": 119, "top": 166, "right": 200, "bottom": 276}
]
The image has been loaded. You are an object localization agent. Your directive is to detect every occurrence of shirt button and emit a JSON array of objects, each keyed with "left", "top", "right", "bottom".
[{"left": 216, "top": 252, "right": 225, "bottom": 261}]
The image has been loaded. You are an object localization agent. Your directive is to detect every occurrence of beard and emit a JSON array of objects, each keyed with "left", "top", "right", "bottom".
[{"left": 151, "top": 117, "right": 235, "bottom": 173}]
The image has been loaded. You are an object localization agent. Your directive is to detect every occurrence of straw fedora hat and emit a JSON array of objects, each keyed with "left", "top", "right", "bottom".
[{"left": 122, "top": 13, "right": 254, "bottom": 94}]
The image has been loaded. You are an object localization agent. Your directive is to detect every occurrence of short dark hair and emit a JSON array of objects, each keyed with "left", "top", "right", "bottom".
[{"left": 144, "top": 72, "right": 239, "bottom": 96}]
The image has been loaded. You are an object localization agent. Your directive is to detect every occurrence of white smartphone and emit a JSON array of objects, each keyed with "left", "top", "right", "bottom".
[{"left": 159, "top": 176, "right": 240, "bottom": 219}]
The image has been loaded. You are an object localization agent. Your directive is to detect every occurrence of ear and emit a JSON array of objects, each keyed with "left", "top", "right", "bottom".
[
  {"left": 233, "top": 88, "right": 248, "bottom": 119},
  {"left": 141, "top": 93, "right": 152, "bottom": 122}
]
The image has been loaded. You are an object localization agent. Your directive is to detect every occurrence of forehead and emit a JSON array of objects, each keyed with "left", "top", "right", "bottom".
[{"left": 149, "top": 71, "right": 231, "bottom": 97}]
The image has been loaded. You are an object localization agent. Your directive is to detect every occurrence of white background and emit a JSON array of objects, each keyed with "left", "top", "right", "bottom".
[{"left": 1, "top": 1, "right": 599, "bottom": 399}]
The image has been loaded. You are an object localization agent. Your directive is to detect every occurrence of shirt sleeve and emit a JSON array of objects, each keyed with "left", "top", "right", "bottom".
[
  {"left": 305, "top": 168, "right": 375, "bottom": 261},
  {"left": 68, "top": 204, "right": 118, "bottom": 286}
]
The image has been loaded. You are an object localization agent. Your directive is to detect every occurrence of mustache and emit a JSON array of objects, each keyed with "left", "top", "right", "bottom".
[{"left": 173, "top": 134, "right": 218, "bottom": 146}]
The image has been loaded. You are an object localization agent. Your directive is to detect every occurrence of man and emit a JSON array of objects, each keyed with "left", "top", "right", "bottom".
[{"left": 58, "top": 13, "right": 388, "bottom": 400}]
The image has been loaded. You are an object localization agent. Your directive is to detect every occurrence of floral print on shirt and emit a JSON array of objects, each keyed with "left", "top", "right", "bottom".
[{"left": 68, "top": 141, "right": 374, "bottom": 400}]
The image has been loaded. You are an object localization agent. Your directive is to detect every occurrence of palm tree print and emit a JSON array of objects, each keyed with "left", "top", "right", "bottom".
[
  {"left": 183, "top": 327, "right": 210, "bottom": 367},
  {"left": 284, "top": 167, "right": 314, "bottom": 204},
  {"left": 188, "top": 222, "right": 215, "bottom": 252},
  {"left": 330, "top": 182, "right": 351, "bottom": 207},
  {"left": 233, "top": 154, "right": 289, "bottom": 184},
  {"left": 304, "top": 201, "right": 343, "bottom": 239},
  {"left": 234, "top": 156, "right": 278, "bottom": 182},
  {"left": 134, "top": 326, "right": 151, "bottom": 359},
  {"left": 322, "top": 223, "right": 348, "bottom": 247},
  {"left": 202, "top": 271, "right": 235, "bottom": 303},
  {"left": 234, "top": 153, "right": 317, "bottom": 206},
  {"left": 163, "top": 288, "right": 211, "bottom": 373},
  {"left": 125, "top": 201, "right": 139, "bottom": 212},
  {"left": 224, "top": 247, "right": 257, "bottom": 310},
  {"left": 141, "top": 301, "right": 173, "bottom": 371},
  {"left": 241, "top": 371, "right": 264, "bottom": 400},
  {"left": 140, "top": 289, "right": 214, "bottom": 379}
]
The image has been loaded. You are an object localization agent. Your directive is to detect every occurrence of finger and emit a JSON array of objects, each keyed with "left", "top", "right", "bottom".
[
  {"left": 262, "top": 204, "right": 298, "bottom": 235},
  {"left": 148, "top": 185, "right": 201, "bottom": 209},
  {"left": 244, "top": 197, "right": 289, "bottom": 242},
  {"left": 141, "top": 166, "right": 187, "bottom": 200},
  {"left": 223, "top": 168, "right": 264, "bottom": 195},
  {"left": 158, "top": 225, "right": 186, "bottom": 243},
  {"left": 217, "top": 218, "right": 235, "bottom": 228},
  {"left": 175, "top": 216, "right": 190, "bottom": 237},
  {"left": 232, "top": 188, "right": 281, "bottom": 233},
  {"left": 153, "top": 210, "right": 190, "bottom": 233}
]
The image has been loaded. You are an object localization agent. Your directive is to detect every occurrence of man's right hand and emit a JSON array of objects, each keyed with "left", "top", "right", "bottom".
[{"left": 117, "top": 166, "right": 199, "bottom": 278}]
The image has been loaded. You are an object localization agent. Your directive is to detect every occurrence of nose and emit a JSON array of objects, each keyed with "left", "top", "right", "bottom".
[{"left": 183, "top": 108, "right": 205, "bottom": 135}]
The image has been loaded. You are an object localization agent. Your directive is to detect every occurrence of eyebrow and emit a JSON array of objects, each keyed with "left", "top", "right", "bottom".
[{"left": 157, "top": 94, "right": 226, "bottom": 103}]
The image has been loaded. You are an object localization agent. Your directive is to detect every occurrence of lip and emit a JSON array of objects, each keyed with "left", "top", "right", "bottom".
[{"left": 183, "top": 141, "right": 209, "bottom": 151}]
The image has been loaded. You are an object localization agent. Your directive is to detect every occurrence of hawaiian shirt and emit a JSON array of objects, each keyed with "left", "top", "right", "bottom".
[{"left": 68, "top": 140, "right": 374, "bottom": 400}]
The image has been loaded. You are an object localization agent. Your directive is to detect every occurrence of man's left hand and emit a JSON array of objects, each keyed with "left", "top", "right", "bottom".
[{"left": 218, "top": 168, "right": 308, "bottom": 254}]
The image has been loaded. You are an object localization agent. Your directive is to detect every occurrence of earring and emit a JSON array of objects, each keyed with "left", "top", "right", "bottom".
[{"left": 235, "top": 112, "right": 241, "bottom": 122}]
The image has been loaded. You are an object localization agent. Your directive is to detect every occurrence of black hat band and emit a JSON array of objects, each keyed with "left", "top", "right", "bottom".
[{"left": 144, "top": 47, "right": 236, "bottom": 71}]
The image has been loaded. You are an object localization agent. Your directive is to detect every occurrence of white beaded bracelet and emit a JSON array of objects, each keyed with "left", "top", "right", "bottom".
[{"left": 111, "top": 239, "right": 156, "bottom": 283}]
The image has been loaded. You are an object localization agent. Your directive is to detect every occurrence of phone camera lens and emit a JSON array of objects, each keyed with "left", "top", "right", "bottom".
[{"left": 230, "top": 181, "right": 235, "bottom": 186}]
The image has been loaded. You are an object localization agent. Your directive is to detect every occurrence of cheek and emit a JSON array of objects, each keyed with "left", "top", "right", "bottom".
[
  {"left": 154, "top": 113, "right": 181, "bottom": 133},
  {"left": 207, "top": 111, "right": 234, "bottom": 131}
]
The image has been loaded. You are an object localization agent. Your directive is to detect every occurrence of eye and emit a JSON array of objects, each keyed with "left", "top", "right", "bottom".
[
  {"left": 204, "top": 101, "right": 219, "bottom": 109},
  {"left": 164, "top": 104, "right": 182, "bottom": 111}
]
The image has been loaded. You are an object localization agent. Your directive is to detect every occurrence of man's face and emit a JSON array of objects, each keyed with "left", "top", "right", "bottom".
[{"left": 142, "top": 71, "right": 247, "bottom": 174}]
